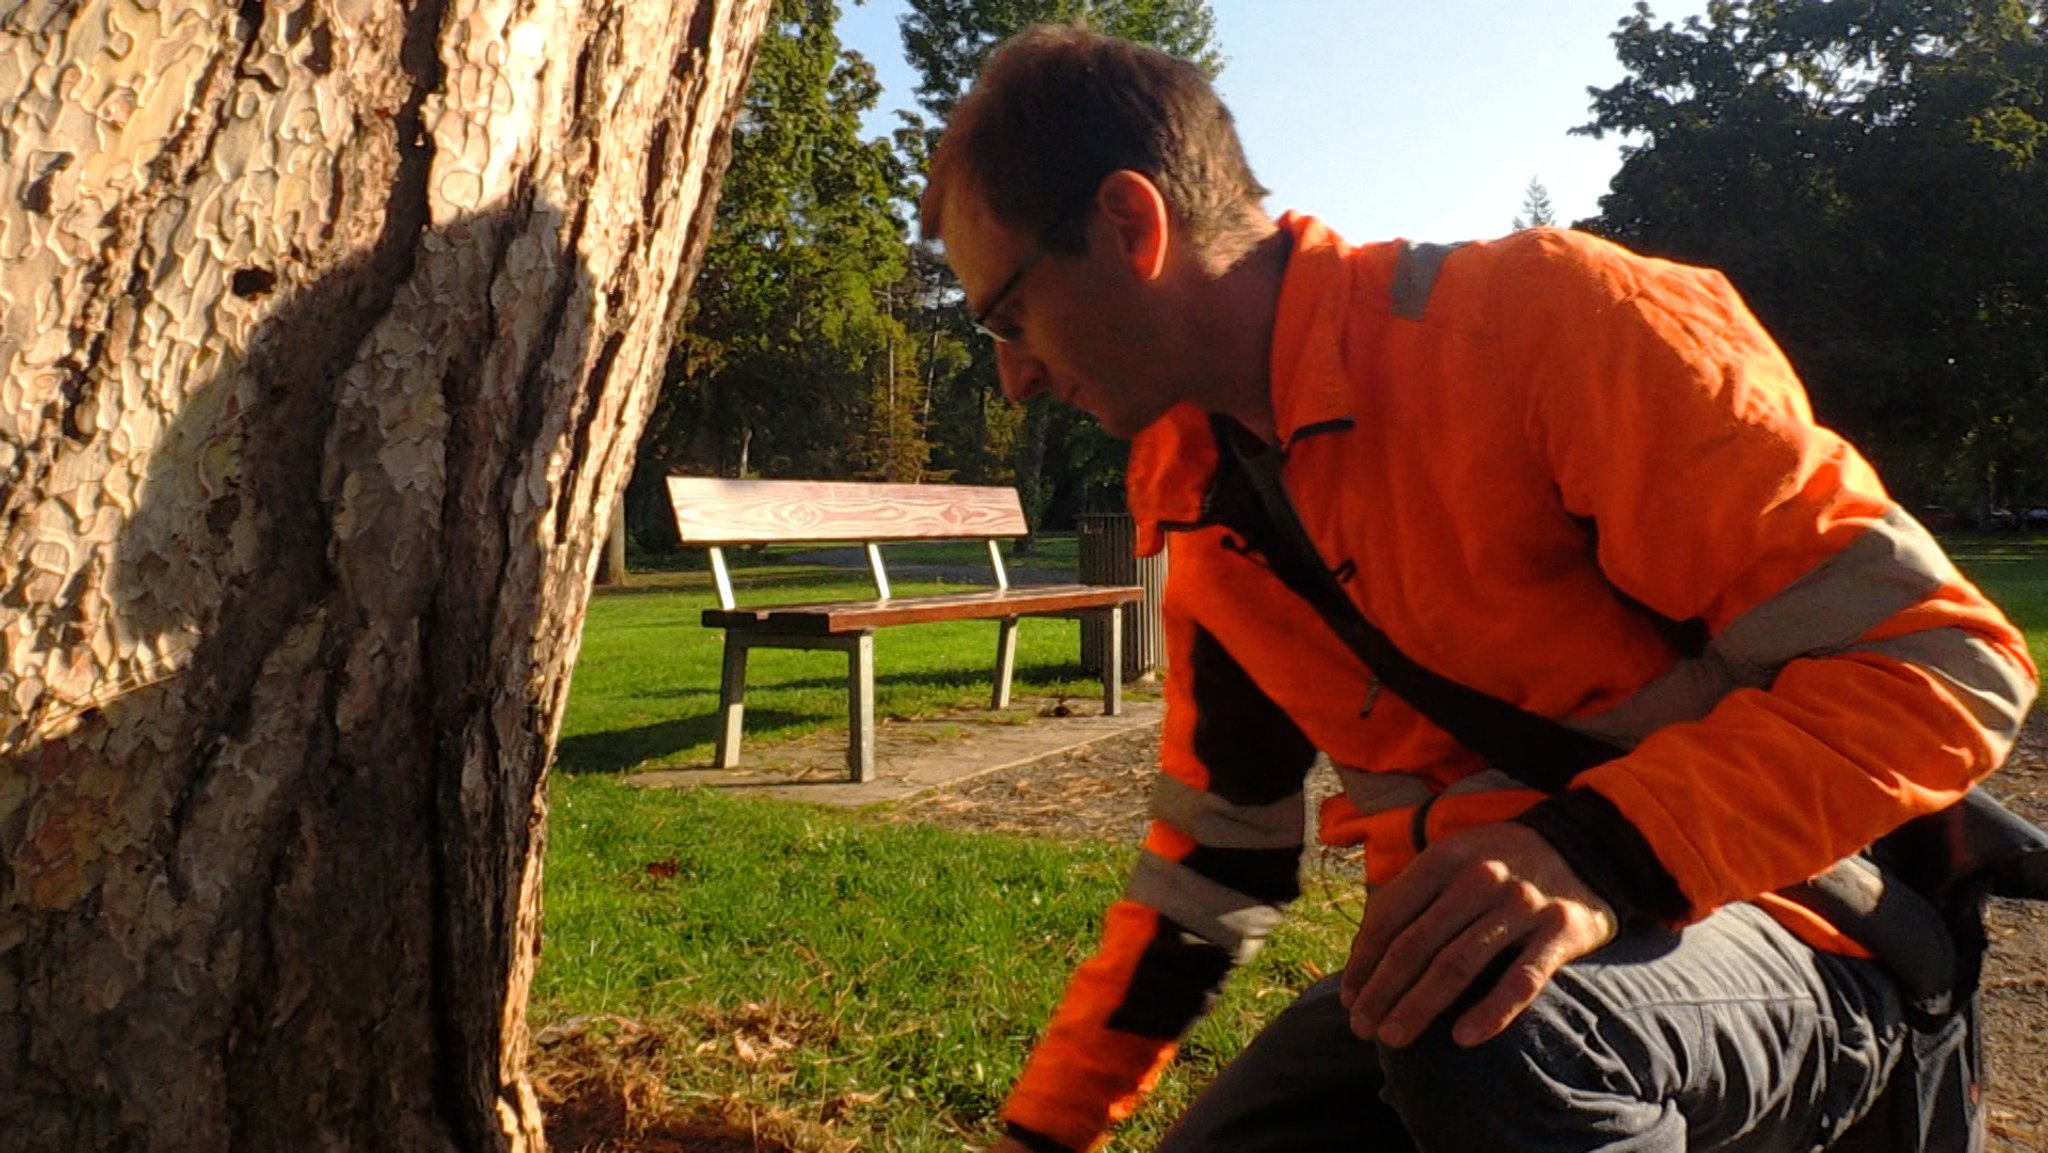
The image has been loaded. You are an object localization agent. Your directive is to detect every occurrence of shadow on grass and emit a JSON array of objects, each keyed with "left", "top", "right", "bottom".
[
  {"left": 555, "top": 661, "right": 1099, "bottom": 776},
  {"left": 554, "top": 709, "right": 798, "bottom": 776}
]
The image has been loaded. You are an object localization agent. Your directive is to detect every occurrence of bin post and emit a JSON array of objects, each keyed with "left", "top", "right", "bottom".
[{"left": 1078, "top": 512, "right": 1166, "bottom": 682}]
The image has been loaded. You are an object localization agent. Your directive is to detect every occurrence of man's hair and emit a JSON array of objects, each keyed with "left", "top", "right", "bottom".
[{"left": 921, "top": 24, "right": 1269, "bottom": 256}]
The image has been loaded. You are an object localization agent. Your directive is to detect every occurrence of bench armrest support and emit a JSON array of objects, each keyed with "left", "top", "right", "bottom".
[
  {"left": 708, "top": 546, "right": 737, "bottom": 611},
  {"left": 988, "top": 540, "right": 1009, "bottom": 591},
  {"left": 865, "top": 542, "right": 890, "bottom": 599}
]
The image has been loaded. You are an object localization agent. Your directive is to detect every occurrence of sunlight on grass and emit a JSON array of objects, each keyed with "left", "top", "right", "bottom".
[
  {"left": 1950, "top": 539, "right": 2048, "bottom": 674},
  {"left": 537, "top": 777, "right": 1356, "bottom": 1150}
]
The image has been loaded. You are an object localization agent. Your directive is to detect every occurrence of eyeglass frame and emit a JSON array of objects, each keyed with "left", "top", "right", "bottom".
[{"left": 968, "top": 205, "right": 1087, "bottom": 344}]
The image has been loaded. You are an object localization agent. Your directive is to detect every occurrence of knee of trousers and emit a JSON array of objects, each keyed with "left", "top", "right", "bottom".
[{"left": 1376, "top": 985, "right": 1661, "bottom": 1147}]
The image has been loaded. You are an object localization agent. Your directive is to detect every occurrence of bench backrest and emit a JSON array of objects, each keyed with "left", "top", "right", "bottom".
[{"left": 667, "top": 477, "right": 1029, "bottom": 545}]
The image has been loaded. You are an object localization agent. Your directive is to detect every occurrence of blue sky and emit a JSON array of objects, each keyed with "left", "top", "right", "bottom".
[{"left": 836, "top": 0, "right": 1709, "bottom": 243}]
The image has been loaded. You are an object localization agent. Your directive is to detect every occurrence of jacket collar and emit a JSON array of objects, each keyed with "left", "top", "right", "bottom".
[{"left": 1127, "top": 212, "right": 1358, "bottom": 554}]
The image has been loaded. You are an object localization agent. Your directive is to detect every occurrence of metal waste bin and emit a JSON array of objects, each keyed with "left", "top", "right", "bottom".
[{"left": 1077, "top": 512, "right": 1166, "bottom": 682}]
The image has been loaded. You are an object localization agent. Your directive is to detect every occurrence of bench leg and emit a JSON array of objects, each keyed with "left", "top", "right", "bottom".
[
  {"left": 847, "top": 632, "right": 875, "bottom": 783},
  {"left": 1103, "top": 606, "right": 1124, "bottom": 716},
  {"left": 715, "top": 633, "right": 750, "bottom": 768},
  {"left": 992, "top": 617, "right": 1020, "bottom": 709}
]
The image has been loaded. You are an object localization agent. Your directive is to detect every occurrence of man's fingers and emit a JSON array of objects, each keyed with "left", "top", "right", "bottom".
[
  {"left": 1448, "top": 941, "right": 1558, "bottom": 1047},
  {"left": 1339, "top": 823, "right": 1623, "bottom": 1049},
  {"left": 1450, "top": 902, "right": 1616, "bottom": 1047},
  {"left": 1340, "top": 864, "right": 1446, "bottom": 1006},
  {"left": 1342, "top": 859, "right": 1514, "bottom": 1039},
  {"left": 1364, "top": 910, "right": 1530, "bottom": 1048}
]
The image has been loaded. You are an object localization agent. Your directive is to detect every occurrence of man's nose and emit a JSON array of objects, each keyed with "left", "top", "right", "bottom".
[{"left": 996, "top": 342, "right": 1047, "bottom": 403}]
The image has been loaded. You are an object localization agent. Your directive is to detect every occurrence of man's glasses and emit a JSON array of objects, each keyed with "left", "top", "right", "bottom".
[
  {"left": 969, "top": 208, "right": 1083, "bottom": 343},
  {"left": 970, "top": 242, "right": 1049, "bottom": 344}
]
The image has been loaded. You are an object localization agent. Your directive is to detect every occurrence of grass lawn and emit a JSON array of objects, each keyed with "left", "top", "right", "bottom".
[
  {"left": 542, "top": 551, "right": 1210, "bottom": 1148},
  {"left": 536, "top": 540, "right": 2048, "bottom": 1150},
  {"left": 537, "top": 782, "right": 1355, "bottom": 1149},
  {"left": 1949, "top": 537, "right": 2048, "bottom": 673}
]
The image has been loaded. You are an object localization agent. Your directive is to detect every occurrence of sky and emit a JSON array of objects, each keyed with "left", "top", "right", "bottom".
[{"left": 836, "top": 0, "right": 1710, "bottom": 244}]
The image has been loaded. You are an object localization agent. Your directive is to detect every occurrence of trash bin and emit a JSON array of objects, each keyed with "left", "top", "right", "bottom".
[{"left": 1077, "top": 512, "right": 1166, "bottom": 682}]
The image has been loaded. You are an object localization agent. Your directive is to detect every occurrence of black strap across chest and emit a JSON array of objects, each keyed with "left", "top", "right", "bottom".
[{"left": 1209, "top": 415, "right": 1622, "bottom": 788}]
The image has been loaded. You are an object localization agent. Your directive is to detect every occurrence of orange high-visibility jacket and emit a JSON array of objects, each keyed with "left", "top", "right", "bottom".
[{"left": 999, "top": 216, "right": 2038, "bottom": 1153}]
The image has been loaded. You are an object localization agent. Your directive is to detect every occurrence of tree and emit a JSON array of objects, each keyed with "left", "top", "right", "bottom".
[
  {"left": 902, "top": 0, "right": 1222, "bottom": 120},
  {"left": 633, "top": 0, "right": 915, "bottom": 528},
  {"left": 899, "top": 0, "right": 1224, "bottom": 533},
  {"left": 1513, "top": 176, "right": 1557, "bottom": 229},
  {"left": 0, "top": 1, "right": 771, "bottom": 1148},
  {"left": 1577, "top": 0, "right": 2048, "bottom": 513}
]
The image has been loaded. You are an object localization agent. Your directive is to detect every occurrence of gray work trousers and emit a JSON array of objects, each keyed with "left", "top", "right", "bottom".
[{"left": 1158, "top": 903, "right": 1907, "bottom": 1152}]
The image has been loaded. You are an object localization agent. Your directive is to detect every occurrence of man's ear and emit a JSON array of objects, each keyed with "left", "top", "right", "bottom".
[{"left": 1096, "top": 170, "right": 1170, "bottom": 282}]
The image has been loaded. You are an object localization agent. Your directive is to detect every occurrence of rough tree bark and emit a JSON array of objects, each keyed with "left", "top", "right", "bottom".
[{"left": 0, "top": 1, "right": 771, "bottom": 1148}]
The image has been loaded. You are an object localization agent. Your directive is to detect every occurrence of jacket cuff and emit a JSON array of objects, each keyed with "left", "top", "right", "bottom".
[
  {"left": 1514, "top": 788, "right": 1688, "bottom": 923},
  {"left": 1003, "top": 1122, "right": 1078, "bottom": 1153}
]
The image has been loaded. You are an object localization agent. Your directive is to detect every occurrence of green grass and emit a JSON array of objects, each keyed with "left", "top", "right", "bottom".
[
  {"left": 1949, "top": 537, "right": 2048, "bottom": 674},
  {"left": 536, "top": 780, "right": 1357, "bottom": 1149}
]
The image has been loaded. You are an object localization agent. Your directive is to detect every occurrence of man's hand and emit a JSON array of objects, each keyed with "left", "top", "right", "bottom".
[{"left": 1339, "top": 822, "right": 1617, "bottom": 1049}]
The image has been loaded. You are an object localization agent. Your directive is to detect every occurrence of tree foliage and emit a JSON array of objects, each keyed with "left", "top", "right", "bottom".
[
  {"left": 631, "top": 0, "right": 919, "bottom": 546},
  {"left": 1513, "top": 176, "right": 1557, "bottom": 229},
  {"left": 1579, "top": 0, "right": 2048, "bottom": 515},
  {"left": 902, "top": 0, "right": 1222, "bottom": 120},
  {"left": 632, "top": 0, "right": 1228, "bottom": 545}
]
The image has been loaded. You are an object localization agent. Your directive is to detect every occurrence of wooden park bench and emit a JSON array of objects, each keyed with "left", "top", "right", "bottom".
[{"left": 668, "top": 477, "right": 1148, "bottom": 783}]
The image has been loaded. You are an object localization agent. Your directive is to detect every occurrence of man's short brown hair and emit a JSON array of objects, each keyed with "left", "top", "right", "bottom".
[{"left": 921, "top": 24, "right": 1269, "bottom": 254}]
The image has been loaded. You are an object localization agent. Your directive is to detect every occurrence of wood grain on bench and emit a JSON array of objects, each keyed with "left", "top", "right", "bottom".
[{"left": 669, "top": 477, "right": 1028, "bottom": 544}]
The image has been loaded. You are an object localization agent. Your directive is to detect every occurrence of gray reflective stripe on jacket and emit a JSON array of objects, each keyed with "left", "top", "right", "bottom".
[
  {"left": 1331, "top": 509, "right": 2035, "bottom": 818},
  {"left": 1390, "top": 241, "right": 1465, "bottom": 320},
  {"left": 1151, "top": 776, "right": 1306, "bottom": 850},
  {"left": 1332, "top": 765, "right": 1529, "bottom": 820},
  {"left": 1124, "top": 850, "right": 1287, "bottom": 964},
  {"left": 1566, "top": 508, "right": 2033, "bottom": 758}
]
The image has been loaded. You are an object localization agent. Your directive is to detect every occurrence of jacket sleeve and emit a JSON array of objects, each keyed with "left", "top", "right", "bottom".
[
  {"left": 1000, "top": 544, "right": 1318, "bottom": 1152},
  {"left": 1503, "top": 230, "right": 2038, "bottom": 919}
]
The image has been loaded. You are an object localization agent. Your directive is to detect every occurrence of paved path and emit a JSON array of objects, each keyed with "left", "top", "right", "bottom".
[{"left": 622, "top": 695, "right": 1163, "bottom": 808}]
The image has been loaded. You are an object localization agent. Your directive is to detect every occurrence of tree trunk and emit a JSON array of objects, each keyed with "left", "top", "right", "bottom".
[{"left": 0, "top": 1, "right": 770, "bottom": 1149}]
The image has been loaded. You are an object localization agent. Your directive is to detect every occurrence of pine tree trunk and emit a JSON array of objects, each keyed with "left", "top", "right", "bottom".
[{"left": 0, "top": 1, "right": 770, "bottom": 1149}]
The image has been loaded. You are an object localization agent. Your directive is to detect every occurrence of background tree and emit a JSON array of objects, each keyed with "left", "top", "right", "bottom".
[
  {"left": 629, "top": 0, "right": 915, "bottom": 548},
  {"left": 1578, "top": 0, "right": 2048, "bottom": 516},
  {"left": 898, "top": 0, "right": 1224, "bottom": 537},
  {"left": 1513, "top": 175, "right": 1558, "bottom": 229},
  {"left": 0, "top": 1, "right": 769, "bottom": 1147},
  {"left": 902, "top": 0, "right": 1221, "bottom": 120}
]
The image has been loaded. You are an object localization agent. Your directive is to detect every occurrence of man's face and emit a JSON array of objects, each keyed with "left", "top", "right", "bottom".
[{"left": 942, "top": 185, "right": 1182, "bottom": 439}]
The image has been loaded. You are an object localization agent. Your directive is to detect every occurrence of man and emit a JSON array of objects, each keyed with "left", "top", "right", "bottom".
[{"left": 922, "top": 25, "right": 2038, "bottom": 1153}]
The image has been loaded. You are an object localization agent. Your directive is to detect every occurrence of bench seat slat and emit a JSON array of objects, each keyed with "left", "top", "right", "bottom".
[{"left": 703, "top": 584, "right": 1144, "bottom": 634}]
